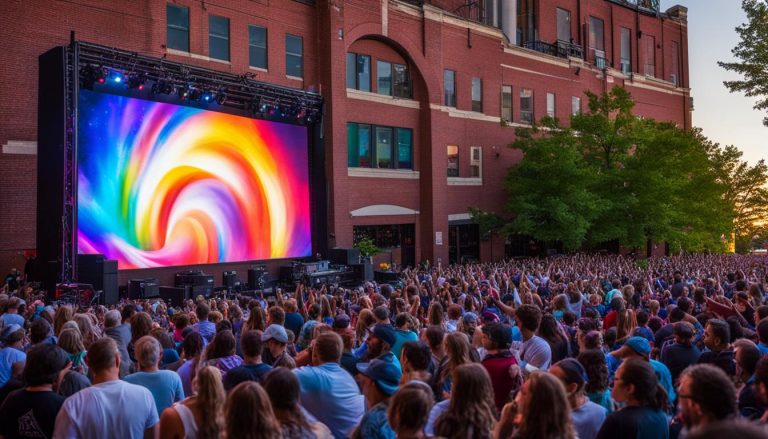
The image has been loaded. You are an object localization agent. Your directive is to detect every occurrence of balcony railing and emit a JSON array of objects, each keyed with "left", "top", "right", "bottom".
[
  {"left": 611, "top": 0, "right": 660, "bottom": 12},
  {"left": 522, "top": 40, "right": 585, "bottom": 60}
]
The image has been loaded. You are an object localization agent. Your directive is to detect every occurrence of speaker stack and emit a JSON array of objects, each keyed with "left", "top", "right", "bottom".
[
  {"left": 174, "top": 270, "right": 214, "bottom": 297},
  {"left": 128, "top": 278, "right": 160, "bottom": 299},
  {"left": 248, "top": 265, "right": 269, "bottom": 290},
  {"left": 159, "top": 286, "right": 190, "bottom": 307},
  {"left": 328, "top": 248, "right": 360, "bottom": 266},
  {"left": 77, "top": 254, "right": 119, "bottom": 305}
]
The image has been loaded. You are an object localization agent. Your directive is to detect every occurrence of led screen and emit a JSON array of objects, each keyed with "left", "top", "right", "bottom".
[{"left": 77, "top": 90, "right": 312, "bottom": 269}]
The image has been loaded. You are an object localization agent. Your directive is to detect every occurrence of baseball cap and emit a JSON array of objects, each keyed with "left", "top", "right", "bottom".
[
  {"left": 333, "top": 313, "right": 351, "bottom": 329},
  {"left": 481, "top": 310, "right": 500, "bottom": 323},
  {"left": 356, "top": 358, "right": 402, "bottom": 396},
  {"left": 261, "top": 324, "right": 288, "bottom": 344},
  {"left": 554, "top": 358, "right": 589, "bottom": 385},
  {"left": 624, "top": 336, "right": 651, "bottom": 356},
  {"left": 368, "top": 323, "right": 396, "bottom": 346},
  {"left": 1, "top": 324, "right": 23, "bottom": 343},
  {"left": 482, "top": 322, "right": 512, "bottom": 349},
  {"left": 463, "top": 312, "right": 478, "bottom": 323}
]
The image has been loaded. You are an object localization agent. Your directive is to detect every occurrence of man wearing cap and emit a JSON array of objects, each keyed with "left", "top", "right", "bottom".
[
  {"left": 480, "top": 322, "right": 520, "bottom": 412},
  {"left": 611, "top": 336, "right": 676, "bottom": 406},
  {"left": 551, "top": 358, "right": 607, "bottom": 439},
  {"left": 364, "top": 323, "right": 402, "bottom": 372},
  {"left": 295, "top": 332, "right": 364, "bottom": 439},
  {"left": 353, "top": 358, "right": 401, "bottom": 439},
  {"left": 0, "top": 324, "right": 26, "bottom": 393},
  {"left": 262, "top": 324, "right": 296, "bottom": 369},
  {"left": 659, "top": 322, "right": 701, "bottom": 384}
]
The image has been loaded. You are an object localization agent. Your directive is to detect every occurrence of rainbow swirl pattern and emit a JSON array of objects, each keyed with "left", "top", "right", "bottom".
[{"left": 77, "top": 90, "right": 312, "bottom": 269}]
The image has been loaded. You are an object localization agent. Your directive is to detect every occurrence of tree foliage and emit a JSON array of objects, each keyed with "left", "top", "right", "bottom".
[
  {"left": 504, "top": 86, "right": 735, "bottom": 253},
  {"left": 718, "top": 0, "right": 768, "bottom": 126}
]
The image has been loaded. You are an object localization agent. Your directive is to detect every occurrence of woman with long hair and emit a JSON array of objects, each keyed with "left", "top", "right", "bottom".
[
  {"left": 355, "top": 308, "right": 375, "bottom": 348},
  {"left": 243, "top": 303, "right": 266, "bottom": 333},
  {"left": 176, "top": 332, "right": 204, "bottom": 397},
  {"left": 595, "top": 359, "right": 669, "bottom": 439},
  {"left": 159, "top": 365, "right": 225, "bottom": 439},
  {"left": 58, "top": 328, "right": 88, "bottom": 375},
  {"left": 200, "top": 330, "right": 243, "bottom": 376},
  {"left": 495, "top": 371, "right": 575, "bottom": 439},
  {"left": 577, "top": 349, "right": 613, "bottom": 413},
  {"left": 225, "top": 381, "right": 282, "bottom": 439},
  {"left": 434, "top": 331, "right": 477, "bottom": 400},
  {"left": 433, "top": 363, "right": 496, "bottom": 439},
  {"left": 537, "top": 314, "right": 570, "bottom": 363},
  {"left": 388, "top": 382, "right": 435, "bottom": 439},
  {"left": 263, "top": 367, "right": 333, "bottom": 438},
  {"left": 53, "top": 305, "right": 74, "bottom": 336},
  {"left": 614, "top": 309, "right": 638, "bottom": 347}
]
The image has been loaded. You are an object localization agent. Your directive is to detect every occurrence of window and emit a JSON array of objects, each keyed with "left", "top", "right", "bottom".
[
  {"left": 643, "top": 35, "right": 655, "bottom": 76},
  {"left": 471, "top": 78, "right": 483, "bottom": 112},
  {"left": 572, "top": 96, "right": 581, "bottom": 115},
  {"left": 620, "top": 27, "right": 631, "bottom": 74},
  {"left": 556, "top": 8, "right": 571, "bottom": 42},
  {"left": 167, "top": 4, "right": 189, "bottom": 52},
  {"left": 546, "top": 93, "right": 555, "bottom": 118},
  {"left": 589, "top": 16, "right": 605, "bottom": 67},
  {"left": 392, "top": 63, "right": 410, "bottom": 98},
  {"left": 347, "top": 122, "right": 412, "bottom": 169},
  {"left": 671, "top": 41, "right": 680, "bottom": 86},
  {"left": 249, "top": 25, "right": 268, "bottom": 69},
  {"left": 447, "top": 145, "right": 459, "bottom": 177},
  {"left": 470, "top": 146, "right": 482, "bottom": 178},
  {"left": 209, "top": 15, "right": 230, "bottom": 61},
  {"left": 286, "top": 34, "right": 303, "bottom": 78},
  {"left": 377, "top": 60, "right": 392, "bottom": 96},
  {"left": 444, "top": 70, "right": 456, "bottom": 107},
  {"left": 346, "top": 53, "right": 371, "bottom": 91},
  {"left": 520, "top": 88, "right": 533, "bottom": 124},
  {"left": 501, "top": 85, "right": 512, "bottom": 122}
]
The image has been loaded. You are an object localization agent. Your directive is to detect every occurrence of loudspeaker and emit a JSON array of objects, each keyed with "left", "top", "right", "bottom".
[
  {"left": 351, "top": 263, "right": 373, "bottom": 282},
  {"left": 175, "top": 271, "right": 214, "bottom": 288},
  {"left": 77, "top": 254, "right": 119, "bottom": 305},
  {"left": 374, "top": 270, "right": 399, "bottom": 283},
  {"left": 248, "top": 267, "right": 269, "bottom": 289},
  {"left": 159, "top": 286, "right": 190, "bottom": 307},
  {"left": 189, "top": 284, "right": 212, "bottom": 298},
  {"left": 329, "top": 248, "right": 360, "bottom": 266},
  {"left": 222, "top": 271, "right": 238, "bottom": 288},
  {"left": 129, "top": 278, "right": 159, "bottom": 299}
]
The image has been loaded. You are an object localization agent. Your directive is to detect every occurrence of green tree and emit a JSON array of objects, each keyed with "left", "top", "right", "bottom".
[{"left": 718, "top": 0, "right": 768, "bottom": 126}]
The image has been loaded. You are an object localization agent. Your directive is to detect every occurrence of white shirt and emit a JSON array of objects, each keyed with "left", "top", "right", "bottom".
[{"left": 54, "top": 379, "right": 158, "bottom": 439}]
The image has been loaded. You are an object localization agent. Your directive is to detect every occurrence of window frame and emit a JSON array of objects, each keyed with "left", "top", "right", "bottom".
[
  {"left": 571, "top": 96, "right": 581, "bottom": 116},
  {"left": 208, "top": 15, "right": 230, "bottom": 61},
  {"left": 501, "top": 85, "right": 513, "bottom": 122},
  {"left": 346, "top": 53, "right": 371, "bottom": 91},
  {"left": 471, "top": 77, "right": 483, "bottom": 113},
  {"left": 248, "top": 25, "right": 268, "bottom": 70},
  {"left": 167, "top": 4, "right": 190, "bottom": 52},
  {"left": 520, "top": 88, "right": 534, "bottom": 125},
  {"left": 444, "top": 70, "right": 457, "bottom": 107},
  {"left": 556, "top": 8, "right": 571, "bottom": 43},
  {"left": 447, "top": 145, "right": 459, "bottom": 177},
  {"left": 546, "top": 92, "right": 555, "bottom": 118},
  {"left": 347, "top": 122, "right": 413, "bottom": 170},
  {"left": 470, "top": 146, "right": 482, "bottom": 179},
  {"left": 620, "top": 27, "right": 632, "bottom": 74},
  {"left": 285, "top": 33, "right": 304, "bottom": 78}
]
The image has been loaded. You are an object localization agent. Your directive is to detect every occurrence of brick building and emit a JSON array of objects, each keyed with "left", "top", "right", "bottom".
[{"left": 0, "top": 0, "right": 689, "bottom": 279}]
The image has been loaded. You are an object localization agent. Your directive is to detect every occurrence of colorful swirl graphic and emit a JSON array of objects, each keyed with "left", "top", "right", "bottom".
[{"left": 77, "top": 90, "right": 312, "bottom": 269}]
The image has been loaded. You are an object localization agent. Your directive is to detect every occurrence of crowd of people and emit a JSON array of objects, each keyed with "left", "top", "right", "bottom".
[{"left": 2, "top": 253, "right": 768, "bottom": 438}]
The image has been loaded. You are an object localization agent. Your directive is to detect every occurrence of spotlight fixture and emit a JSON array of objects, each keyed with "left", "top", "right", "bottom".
[
  {"left": 79, "top": 64, "right": 104, "bottom": 90},
  {"left": 214, "top": 86, "right": 227, "bottom": 105},
  {"left": 126, "top": 72, "right": 147, "bottom": 91},
  {"left": 110, "top": 70, "right": 124, "bottom": 83}
]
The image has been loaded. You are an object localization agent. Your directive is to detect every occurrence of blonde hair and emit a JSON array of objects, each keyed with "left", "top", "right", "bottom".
[
  {"left": 225, "top": 382, "right": 281, "bottom": 439},
  {"left": 193, "top": 366, "right": 226, "bottom": 439},
  {"left": 58, "top": 328, "right": 85, "bottom": 355},
  {"left": 53, "top": 305, "right": 74, "bottom": 336}
]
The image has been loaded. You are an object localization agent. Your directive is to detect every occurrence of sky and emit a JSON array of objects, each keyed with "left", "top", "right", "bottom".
[{"left": 665, "top": 0, "right": 767, "bottom": 164}]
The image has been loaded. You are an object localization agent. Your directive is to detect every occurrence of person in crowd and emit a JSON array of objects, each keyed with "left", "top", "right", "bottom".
[
  {"left": 0, "top": 324, "right": 26, "bottom": 397},
  {"left": 495, "top": 371, "right": 576, "bottom": 439},
  {"left": 264, "top": 367, "right": 333, "bottom": 438},
  {"left": 732, "top": 339, "right": 765, "bottom": 419},
  {"left": 432, "top": 363, "right": 496, "bottom": 439},
  {"left": 364, "top": 323, "right": 402, "bottom": 371},
  {"left": 596, "top": 359, "right": 669, "bottom": 439},
  {"left": 578, "top": 349, "right": 613, "bottom": 413},
  {"left": 660, "top": 321, "right": 702, "bottom": 384},
  {"left": 610, "top": 336, "right": 676, "bottom": 405},
  {"left": 422, "top": 325, "right": 445, "bottom": 379},
  {"left": 480, "top": 322, "right": 520, "bottom": 412},
  {"left": 262, "top": 324, "right": 296, "bottom": 369},
  {"left": 514, "top": 304, "right": 552, "bottom": 371},
  {"left": 391, "top": 313, "right": 419, "bottom": 361},
  {"left": 550, "top": 358, "right": 607, "bottom": 439},
  {"left": 353, "top": 357, "right": 402, "bottom": 439},
  {"left": 200, "top": 329, "right": 243, "bottom": 375},
  {"left": 698, "top": 318, "right": 736, "bottom": 377},
  {"left": 283, "top": 299, "right": 305, "bottom": 339},
  {"left": 433, "top": 331, "right": 476, "bottom": 400},
  {"left": 538, "top": 314, "right": 570, "bottom": 363},
  {"left": 1, "top": 297, "right": 25, "bottom": 327},
  {"left": 387, "top": 382, "right": 434, "bottom": 439},
  {"left": 755, "top": 318, "right": 768, "bottom": 355},
  {"left": 124, "top": 335, "right": 184, "bottom": 416},
  {"left": 223, "top": 330, "right": 272, "bottom": 391},
  {"left": 0, "top": 344, "right": 70, "bottom": 439},
  {"left": 53, "top": 337, "right": 159, "bottom": 438},
  {"left": 191, "top": 303, "right": 216, "bottom": 343},
  {"left": 104, "top": 309, "right": 132, "bottom": 377},
  {"left": 29, "top": 317, "right": 57, "bottom": 347},
  {"left": 294, "top": 331, "right": 365, "bottom": 439},
  {"left": 57, "top": 328, "right": 88, "bottom": 376},
  {"left": 224, "top": 381, "right": 282, "bottom": 439},
  {"left": 687, "top": 420, "right": 768, "bottom": 439},
  {"left": 674, "top": 364, "right": 738, "bottom": 437},
  {"left": 400, "top": 341, "right": 432, "bottom": 384},
  {"left": 176, "top": 331, "right": 204, "bottom": 397},
  {"left": 158, "top": 365, "right": 225, "bottom": 439}
]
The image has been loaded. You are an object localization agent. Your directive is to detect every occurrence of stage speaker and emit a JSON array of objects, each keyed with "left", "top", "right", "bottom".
[
  {"left": 77, "top": 254, "right": 119, "bottom": 305},
  {"left": 222, "top": 271, "right": 238, "bottom": 288},
  {"left": 189, "top": 284, "right": 212, "bottom": 298},
  {"left": 351, "top": 263, "right": 373, "bottom": 282},
  {"left": 159, "top": 286, "right": 190, "bottom": 307},
  {"left": 329, "top": 248, "right": 360, "bottom": 266},
  {"left": 374, "top": 270, "right": 399, "bottom": 283},
  {"left": 248, "top": 266, "right": 269, "bottom": 290},
  {"left": 129, "top": 278, "right": 159, "bottom": 299}
]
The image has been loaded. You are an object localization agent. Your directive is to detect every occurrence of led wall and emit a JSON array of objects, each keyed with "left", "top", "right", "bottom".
[{"left": 77, "top": 90, "right": 312, "bottom": 269}]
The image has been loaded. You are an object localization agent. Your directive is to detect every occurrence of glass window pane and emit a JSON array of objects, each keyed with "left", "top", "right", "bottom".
[
  {"left": 396, "top": 128, "right": 412, "bottom": 169},
  {"left": 447, "top": 145, "right": 459, "bottom": 177},
  {"left": 375, "top": 127, "right": 393, "bottom": 168},
  {"left": 557, "top": 8, "right": 570, "bottom": 42},
  {"left": 358, "top": 55, "right": 371, "bottom": 92},
  {"left": 472, "top": 78, "right": 482, "bottom": 112},
  {"left": 249, "top": 26, "right": 267, "bottom": 69},
  {"left": 359, "top": 125, "right": 371, "bottom": 168},
  {"left": 346, "top": 53, "right": 356, "bottom": 89},
  {"left": 209, "top": 16, "right": 229, "bottom": 61},
  {"left": 347, "top": 123, "right": 359, "bottom": 167},
  {"left": 520, "top": 88, "right": 533, "bottom": 124},
  {"left": 377, "top": 60, "right": 392, "bottom": 96},
  {"left": 547, "top": 93, "right": 555, "bottom": 117},
  {"left": 286, "top": 35, "right": 303, "bottom": 77},
  {"left": 444, "top": 70, "right": 456, "bottom": 107},
  {"left": 393, "top": 64, "right": 410, "bottom": 98},
  {"left": 572, "top": 96, "right": 581, "bottom": 115},
  {"left": 210, "top": 16, "right": 229, "bottom": 37},
  {"left": 167, "top": 4, "right": 189, "bottom": 52},
  {"left": 501, "top": 85, "right": 512, "bottom": 121},
  {"left": 589, "top": 17, "right": 604, "bottom": 51}
]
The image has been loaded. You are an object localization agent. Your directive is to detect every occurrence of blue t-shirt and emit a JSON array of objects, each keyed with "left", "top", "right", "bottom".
[
  {"left": 295, "top": 362, "right": 365, "bottom": 439},
  {"left": 572, "top": 400, "right": 608, "bottom": 439},
  {"left": 596, "top": 406, "right": 668, "bottom": 439},
  {"left": 1, "top": 313, "right": 24, "bottom": 328},
  {"left": 0, "top": 347, "right": 26, "bottom": 388},
  {"left": 358, "top": 401, "right": 395, "bottom": 439},
  {"left": 391, "top": 329, "right": 418, "bottom": 360},
  {"left": 123, "top": 370, "right": 184, "bottom": 416}
]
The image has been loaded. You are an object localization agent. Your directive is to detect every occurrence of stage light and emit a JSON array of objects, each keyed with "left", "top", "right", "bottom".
[
  {"left": 79, "top": 64, "right": 104, "bottom": 90},
  {"left": 202, "top": 92, "right": 212, "bottom": 102},
  {"left": 111, "top": 71, "right": 124, "bottom": 83},
  {"left": 126, "top": 72, "right": 147, "bottom": 91},
  {"left": 214, "top": 87, "right": 227, "bottom": 105}
]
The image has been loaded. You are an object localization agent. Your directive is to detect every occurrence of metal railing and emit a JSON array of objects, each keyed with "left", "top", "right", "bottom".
[{"left": 523, "top": 40, "right": 585, "bottom": 60}]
